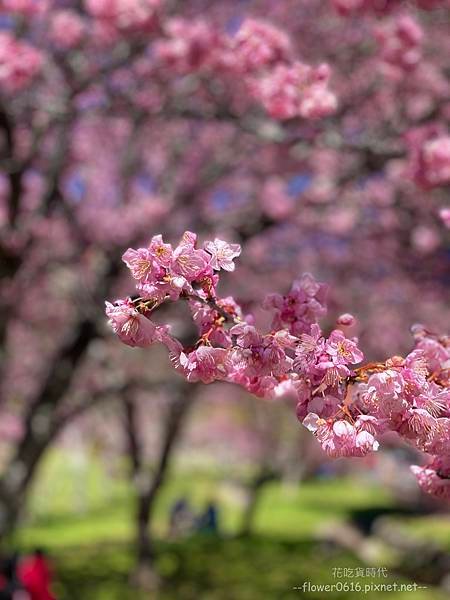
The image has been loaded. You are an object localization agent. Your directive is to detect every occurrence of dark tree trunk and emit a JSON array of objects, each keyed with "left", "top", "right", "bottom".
[
  {"left": 239, "top": 467, "right": 279, "bottom": 538},
  {"left": 122, "top": 392, "right": 155, "bottom": 568},
  {"left": 0, "top": 318, "right": 97, "bottom": 540},
  {"left": 123, "top": 382, "right": 197, "bottom": 588},
  {"left": 0, "top": 247, "right": 122, "bottom": 540},
  {"left": 0, "top": 381, "right": 125, "bottom": 544},
  {"left": 0, "top": 431, "right": 55, "bottom": 542}
]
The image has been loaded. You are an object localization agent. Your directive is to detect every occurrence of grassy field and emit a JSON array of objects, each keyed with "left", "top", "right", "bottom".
[{"left": 10, "top": 450, "right": 450, "bottom": 599}]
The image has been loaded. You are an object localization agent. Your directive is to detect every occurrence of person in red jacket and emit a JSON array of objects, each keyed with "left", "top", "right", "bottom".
[{"left": 18, "top": 549, "right": 55, "bottom": 600}]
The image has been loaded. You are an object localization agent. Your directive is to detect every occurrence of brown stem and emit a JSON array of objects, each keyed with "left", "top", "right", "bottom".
[{"left": 185, "top": 291, "right": 242, "bottom": 325}]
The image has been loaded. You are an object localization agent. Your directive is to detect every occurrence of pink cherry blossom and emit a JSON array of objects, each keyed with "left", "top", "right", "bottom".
[
  {"left": 230, "top": 323, "right": 291, "bottom": 378},
  {"left": 337, "top": 313, "right": 355, "bottom": 327},
  {"left": 375, "top": 15, "right": 423, "bottom": 72},
  {"left": 204, "top": 238, "right": 241, "bottom": 272},
  {"left": 171, "top": 244, "right": 210, "bottom": 280},
  {"left": 439, "top": 208, "right": 450, "bottom": 229},
  {"left": 420, "top": 137, "right": 450, "bottom": 187},
  {"left": 0, "top": 33, "right": 43, "bottom": 93},
  {"left": 331, "top": 0, "right": 366, "bottom": 15},
  {"left": 250, "top": 61, "right": 337, "bottom": 120},
  {"left": 407, "top": 128, "right": 450, "bottom": 189},
  {"left": 148, "top": 234, "right": 173, "bottom": 268},
  {"left": 264, "top": 274, "right": 328, "bottom": 336},
  {"left": 105, "top": 299, "right": 166, "bottom": 347},
  {"left": 122, "top": 247, "right": 158, "bottom": 283},
  {"left": 411, "top": 463, "right": 450, "bottom": 501},
  {"left": 50, "top": 11, "right": 85, "bottom": 49},
  {"left": 85, "top": 0, "right": 161, "bottom": 31},
  {"left": 303, "top": 414, "right": 356, "bottom": 457},
  {"left": 1, "top": 0, "right": 49, "bottom": 16},
  {"left": 354, "top": 430, "right": 379, "bottom": 455},
  {"left": 231, "top": 19, "right": 292, "bottom": 72},
  {"left": 325, "top": 329, "right": 364, "bottom": 366},
  {"left": 155, "top": 17, "right": 225, "bottom": 74},
  {"left": 175, "top": 346, "right": 231, "bottom": 383}
]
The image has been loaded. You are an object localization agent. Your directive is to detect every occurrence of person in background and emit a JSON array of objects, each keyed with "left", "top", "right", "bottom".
[
  {"left": 168, "top": 497, "right": 195, "bottom": 538},
  {"left": 18, "top": 549, "right": 55, "bottom": 600},
  {"left": 196, "top": 500, "right": 220, "bottom": 535},
  {"left": 0, "top": 554, "right": 29, "bottom": 600}
]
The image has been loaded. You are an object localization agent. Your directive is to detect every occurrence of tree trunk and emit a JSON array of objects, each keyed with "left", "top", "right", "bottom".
[
  {"left": 0, "top": 431, "right": 52, "bottom": 543},
  {"left": 0, "top": 318, "right": 97, "bottom": 540},
  {"left": 0, "top": 245, "right": 123, "bottom": 540},
  {"left": 123, "top": 382, "right": 197, "bottom": 588},
  {"left": 0, "top": 382, "right": 126, "bottom": 545},
  {"left": 239, "top": 467, "right": 279, "bottom": 537}
]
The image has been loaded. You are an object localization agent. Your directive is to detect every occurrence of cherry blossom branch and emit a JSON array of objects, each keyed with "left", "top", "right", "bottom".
[{"left": 106, "top": 231, "right": 449, "bottom": 502}]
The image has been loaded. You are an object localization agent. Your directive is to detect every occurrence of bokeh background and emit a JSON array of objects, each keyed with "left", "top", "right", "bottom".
[{"left": 0, "top": 0, "right": 449, "bottom": 598}]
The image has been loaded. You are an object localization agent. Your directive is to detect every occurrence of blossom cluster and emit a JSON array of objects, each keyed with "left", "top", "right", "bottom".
[
  {"left": 153, "top": 18, "right": 223, "bottom": 75},
  {"left": 417, "top": 137, "right": 450, "bottom": 188},
  {"left": 374, "top": 15, "right": 423, "bottom": 72},
  {"left": 50, "top": 10, "right": 86, "bottom": 50},
  {"left": 331, "top": 0, "right": 449, "bottom": 16},
  {"left": 154, "top": 17, "right": 337, "bottom": 121},
  {"left": 249, "top": 62, "right": 337, "bottom": 120},
  {"left": 85, "top": 0, "right": 162, "bottom": 32},
  {"left": 106, "top": 233, "right": 450, "bottom": 501},
  {"left": 1, "top": 6, "right": 336, "bottom": 122},
  {"left": 0, "top": 0, "right": 49, "bottom": 16},
  {"left": 406, "top": 127, "right": 450, "bottom": 189},
  {"left": 0, "top": 32, "right": 42, "bottom": 93},
  {"left": 440, "top": 208, "right": 450, "bottom": 229},
  {"left": 331, "top": 0, "right": 401, "bottom": 16}
]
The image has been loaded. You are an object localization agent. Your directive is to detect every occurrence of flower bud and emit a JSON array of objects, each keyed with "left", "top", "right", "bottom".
[{"left": 337, "top": 313, "right": 355, "bottom": 327}]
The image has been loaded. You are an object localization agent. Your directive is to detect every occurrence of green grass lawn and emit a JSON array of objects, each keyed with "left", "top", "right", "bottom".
[
  {"left": 48, "top": 536, "right": 446, "bottom": 600},
  {"left": 16, "top": 451, "right": 395, "bottom": 547},
  {"left": 9, "top": 450, "right": 450, "bottom": 599},
  {"left": 384, "top": 514, "right": 450, "bottom": 552}
]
